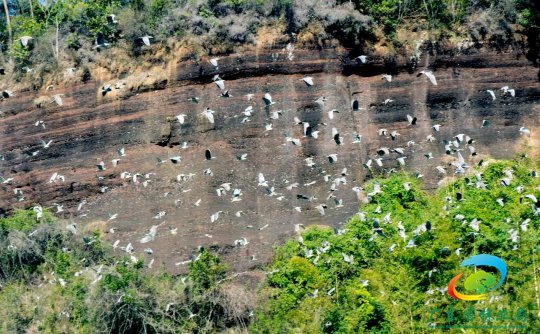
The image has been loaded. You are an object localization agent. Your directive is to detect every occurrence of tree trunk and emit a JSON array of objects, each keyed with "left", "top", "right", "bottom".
[
  {"left": 55, "top": 16, "right": 59, "bottom": 58},
  {"left": 28, "top": 0, "right": 34, "bottom": 19},
  {"left": 2, "top": 0, "right": 12, "bottom": 46}
]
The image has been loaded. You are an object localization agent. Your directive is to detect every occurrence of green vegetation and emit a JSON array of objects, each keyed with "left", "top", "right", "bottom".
[
  {"left": 2, "top": 157, "right": 540, "bottom": 333},
  {"left": 0, "top": 209, "right": 252, "bottom": 333},
  {"left": 0, "top": 0, "right": 537, "bottom": 88},
  {"left": 252, "top": 156, "right": 540, "bottom": 333}
]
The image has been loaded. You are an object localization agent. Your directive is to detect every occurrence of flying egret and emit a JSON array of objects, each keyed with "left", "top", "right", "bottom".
[
  {"left": 258, "top": 173, "right": 268, "bottom": 187},
  {"left": 315, "top": 96, "right": 327, "bottom": 106},
  {"left": 417, "top": 70, "right": 437, "bottom": 85},
  {"left": 355, "top": 55, "right": 367, "bottom": 63},
  {"left": 40, "top": 139, "right": 53, "bottom": 148},
  {"left": 202, "top": 108, "right": 215, "bottom": 124},
  {"left": 501, "top": 86, "right": 515, "bottom": 97},
  {"left": 102, "top": 84, "right": 112, "bottom": 96},
  {"left": 140, "top": 225, "right": 158, "bottom": 243},
  {"left": 19, "top": 36, "right": 33, "bottom": 47},
  {"left": 52, "top": 94, "right": 64, "bottom": 106},
  {"left": 315, "top": 204, "right": 327, "bottom": 215},
  {"left": 263, "top": 93, "right": 275, "bottom": 106},
  {"left": 139, "top": 35, "right": 154, "bottom": 46},
  {"left": 407, "top": 114, "right": 417, "bottom": 125},
  {"left": 175, "top": 114, "right": 187, "bottom": 124},
  {"left": 487, "top": 89, "right": 496, "bottom": 101},
  {"left": 301, "top": 76, "right": 314, "bottom": 86}
]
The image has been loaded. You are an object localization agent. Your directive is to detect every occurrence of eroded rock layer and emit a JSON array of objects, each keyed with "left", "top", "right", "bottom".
[{"left": 1, "top": 47, "right": 539, "bottom": 272}]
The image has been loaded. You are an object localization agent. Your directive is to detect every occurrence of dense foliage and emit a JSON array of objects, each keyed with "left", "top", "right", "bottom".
[
  {"left": 252, "top": 156, "right": 540, "bottom": 333},
  {"left": 2, "top": 156, "right": 540, "bottom": 333},
  {"left": 0, "top": 0, "right": 537, "bottom": 89},
  {"left": 0, "top": 209, "right": 252, "bottom": 333}
]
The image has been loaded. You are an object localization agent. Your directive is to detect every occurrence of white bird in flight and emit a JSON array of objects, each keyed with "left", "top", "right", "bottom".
[
  {"left": 35, "top": 120, "right": 46, "bottom": 129},
  {"left": 519, "top": 126, "right": 531, "bottom": 136},
  {"left": 175, "top": 114, "right": 187, "bottom": 124},
  {"left": 328, "top": 109, "right": 338, "bottom": 119},
  {"left": 210, "top": 211, "right": 223, "bottom": 223},
  {"left": 355, "top": 55, "right": 367, "bottom": 63},
  {"left": 40, "top": 139, "right": 53, "bottom": 148},
  {"left": 418, "top": 70, "right": 437, "bottom": 85},
  {"left": 315, "top": 204, "right": 327, "bottom": 215},
  {"left": 52, "top": 94, "right": 64, "bottom": 106},
  {"left": 501, "top": 86, "right": 515, "bottom": 97},
  {"left": 258, "top": 173, "right": 268, "bottom": 187},
  {"left": 140, "top": 225, "right": 158, "bottom": 243},
  {"left": 202, "top": 108, "right": 215, "bottom": 124},
  {"left": 139, "top": 35, "right": 154, "bottom": 46},
  {"left": 301, "top": 76, "right": 314, "bottom": 86},
  {"left": 487, "top": 90, "right": 496, "bottom": 101},
  {"left": 263, "top": 93, "right": 275, "bottom": 106},
  {"left": 19, "top": 36, "right": 33, "bottom": 47},
  {"left": 214, "top": 78, "right": 225, "bottom": 90}
]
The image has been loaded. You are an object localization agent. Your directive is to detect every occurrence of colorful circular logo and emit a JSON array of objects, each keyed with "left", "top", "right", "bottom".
[{"left": 448, "top": 254, "right": 507, "bottom": 301}]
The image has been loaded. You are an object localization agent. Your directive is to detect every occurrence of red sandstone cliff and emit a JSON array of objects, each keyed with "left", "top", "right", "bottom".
[{"left": 1, "top": 46, "right": 539, "bottom": 272}]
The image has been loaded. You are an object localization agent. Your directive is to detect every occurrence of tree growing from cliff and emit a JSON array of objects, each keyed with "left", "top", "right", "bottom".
[
  {"left": 2, "top": 0, "right": 11, "bottom": 45},
  {"left": 0, "top": 0, "right": 535, "bottom": 86}
]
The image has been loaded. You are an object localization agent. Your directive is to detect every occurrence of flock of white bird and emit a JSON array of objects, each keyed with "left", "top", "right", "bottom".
[{"left": 1, "top": 37, "right": 534, "bottom": 277}]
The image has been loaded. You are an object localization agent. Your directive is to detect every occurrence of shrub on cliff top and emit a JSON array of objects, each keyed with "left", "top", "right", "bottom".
[{"left": 0, "top": 0, "right": 535, "bottom": 89}]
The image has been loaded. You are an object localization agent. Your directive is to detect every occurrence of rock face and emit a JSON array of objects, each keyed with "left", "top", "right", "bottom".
[{"left": 1, "top": 46, "right": 539, "bottom": 272}]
